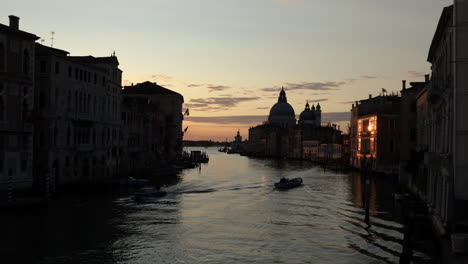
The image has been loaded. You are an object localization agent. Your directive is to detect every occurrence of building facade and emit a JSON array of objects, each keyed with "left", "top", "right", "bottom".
[
  {"left": 350, "top": 94, "right": 401, "bottom": 171},
  {"left": 0, "top": 16, "right": 38, "bottom": 192},
  {"left": 121, "top": 96, "right": 166, "bottom": 175},
  {"left": 34, "top": 44, "right": 122, "bottom": 189},
  {"left": 122, "top": 81, "right": 184, "bottom": 161},
  {"left": 248, "top": 88, "right": 341, "bottom": 160}
]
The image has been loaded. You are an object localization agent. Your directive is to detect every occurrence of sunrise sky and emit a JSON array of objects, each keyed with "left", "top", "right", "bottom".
[{"left": 4, "top": 0, "right": 452, "bottom": 141}]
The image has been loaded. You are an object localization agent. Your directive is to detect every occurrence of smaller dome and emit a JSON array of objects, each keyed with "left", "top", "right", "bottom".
[{"left": 299, "top": 101, "right": 316, "bottom": 121}]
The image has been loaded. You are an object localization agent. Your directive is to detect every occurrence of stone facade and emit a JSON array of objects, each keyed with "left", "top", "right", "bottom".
[
  {"left": 0, "top": 16, "right": 38, "bottom": 190},
  {"left": 34, "top": 44, "right": 122, "bottom": 189}
]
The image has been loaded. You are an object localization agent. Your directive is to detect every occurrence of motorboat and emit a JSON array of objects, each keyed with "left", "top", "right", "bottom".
[
  {"left": 134, "top": 187, "right": 167, "bottom": 202},
  {"left": 274, "top": 177, "right": 303, "bottom": 190}
]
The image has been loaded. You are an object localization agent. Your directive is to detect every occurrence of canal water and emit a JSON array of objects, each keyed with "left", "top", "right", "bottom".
[{"left": 1, "top": 147, "right": 433, "bottom": 264}]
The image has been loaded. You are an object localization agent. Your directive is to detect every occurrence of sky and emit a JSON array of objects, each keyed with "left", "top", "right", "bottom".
[{"left": 4, "top": 0, "right": 453, "bottom": 141}]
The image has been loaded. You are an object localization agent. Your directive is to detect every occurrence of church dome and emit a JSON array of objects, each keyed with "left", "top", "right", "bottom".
[
  {"left": 270, "top": 102, "right": 295, "bottom": 117},
  {"left": 268, "top": 87, "right": 296, "bottom": 126}
]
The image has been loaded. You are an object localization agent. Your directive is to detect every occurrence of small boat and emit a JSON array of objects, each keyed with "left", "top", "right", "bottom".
[
  {"left": 127, "top": 177, "right": 149, "bottom": 187},
  {"left": 134, "top": 187, "right": 167, "bottom": 202},
  {"left": 274, "top": 177, "right": 303, "bottom": 190}
]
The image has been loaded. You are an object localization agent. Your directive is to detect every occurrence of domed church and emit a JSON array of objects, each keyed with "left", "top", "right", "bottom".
[
  {"left": 248, "top": 86, "right": 342, "bottom": 159},
  {"left": 298, "top": 101, "right": 321, "bottom": 126},
  {"left": 268, "top": 87, "right": 296, "bottom": 127}
]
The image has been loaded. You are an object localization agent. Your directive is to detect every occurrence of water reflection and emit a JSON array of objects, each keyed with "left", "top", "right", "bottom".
[{"left": 1, "top": 147, "right": 432, "bottom": 264}]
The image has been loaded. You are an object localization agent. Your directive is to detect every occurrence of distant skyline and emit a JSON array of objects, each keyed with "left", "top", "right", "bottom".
[{"left": 4, "top": 0, "right": 452, "bottom": 140}]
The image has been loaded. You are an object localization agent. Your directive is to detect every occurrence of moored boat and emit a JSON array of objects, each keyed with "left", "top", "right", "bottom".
[
  {"left": 274, "top": 177, "right": 303, "bottom": 189},
  {"left": 134, "top": 187, "right": 167, "bottom": 202}
]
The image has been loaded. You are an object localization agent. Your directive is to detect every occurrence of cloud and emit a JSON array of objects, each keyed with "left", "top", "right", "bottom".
[
  {"left": 344, "top": 75, "right": 385, "bottom": 84},
  {"left": 261, "top": 81, "right": 344, "bottom": 92},
  {"left": 207, "top": 85, "right": 230, "bottom": 92},
  {"left": 187, "top": 83, "right": 232, "bottom": 92},
  {"left": 189, "top": 96, "right": 260, "bottom": 108},
  {"left": 360, "top": 75, "right": 378, "bottom": 80},
  {"left": 407, "top": 71, "right": 427, "bottom": 78},
  {"left": 256, "top": 107, "right": 270, "bottom": 110},
  {"left": 187, "top": 84, "right": 205, "bottom": 88},
  {"left": 308, "top": 98, "right": 328, "bottom": 103},
  {"left": 186, "top": 115, "right": 266, "bottom": 125},
  {"left": 339, "top": 101, "right": 356, "bottom": 105},
  {"left": 151, "top": 74, "right": 173, "bottom": 82},
  {"left": 185, "top": 112, "right": 350, "bottom": 125},
  {"left": 184, "top": 103, "right": 209, "bottom": 108}
]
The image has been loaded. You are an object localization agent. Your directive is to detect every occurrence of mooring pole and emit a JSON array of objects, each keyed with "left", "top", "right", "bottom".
[{"left": 7, "top": 170, "right": 14, "bottom": 204}]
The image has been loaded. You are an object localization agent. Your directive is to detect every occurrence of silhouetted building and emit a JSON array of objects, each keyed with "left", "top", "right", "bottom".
[
  {"left": 122, "top": 81, "right": 184, "bottom": 161},
  {"left": 34, "top": 43, "right": 122, "bottom": 188},
  {"left": 0, "top": 16, "right": 39, "bottom": 191},
  {"left": 399, "top": 79, "right": 426, "bottom": 185},
  {"left": 230, "top": 130, "right": 244, "bottom": 153},
  {"left": 409, "top": 3, "right": 468, "bottom": 254},
  {"left": 248, "top": 88, "right": 341, "bottom": 160},
  {"left": 120, "top": 96, "right": 166, "bottom": 174},
  {"left": 350, "top": 93, "right": 401, "bottom": 171}
]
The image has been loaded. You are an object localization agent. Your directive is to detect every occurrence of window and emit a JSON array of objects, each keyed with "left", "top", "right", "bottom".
[
  {"left": 55, "top": 61, "right": 60, "bottom": 74},
  {"left": 23, "top": 50, "right": 30, "bottom": 75},
  {"left": 40, "top": 60, "right": 46, "bottom": 73},
  {"left": 68, "top": 66, "right": 72, "bottom": 77},
  {"left": 22, "top": 99, "right": 28, "bottom": 121},
  {"left": 75, "top": 68, "right": 79, "bottom": 80},
  {"left": 39, "top": 91, "right": 46, "bottom": 108},
  {"left": 0, "top": 95, "right": 4, "bottom": 121},
  {"left": 54, "top": 127, "right": 58, "bottom": 146},
  {"left": 389, "top": 139, "right": 394, "bottom": 153},
  {"left": 102, "top": 76, "right": 106, "bottom": 86},
  {"left": 0, "top": 43, "right": 5, "bottom": 72},
  {"left": 67, "top": 126, "right": 70, "bottom": 146},
  {"left": 21, "top": 158, "right": 27, "bottom": 172},
  {"left": 94, "top": 73, "right": 97, "bottom": 85}
]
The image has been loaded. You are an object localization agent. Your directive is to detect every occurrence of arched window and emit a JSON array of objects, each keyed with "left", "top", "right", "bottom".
[
  {"left": 23, "top": 49, "right": 30, "bottom": 75},
  {"left": 0, "top": 43, "right": 5, "bottom": 72}
]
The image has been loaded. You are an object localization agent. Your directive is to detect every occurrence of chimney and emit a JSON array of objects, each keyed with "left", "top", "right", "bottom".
[
  {"left": 9, "top": 15, "right": 19, "bottom": 30},
  {"left": 424, "top": 74, "right": 430, "bottom": 82},
  {"left": 369, "top": 94, "right": 372, "bottom": 99},
  {"left": 402, "top": 80, "right": 406, "bottom": 90}
]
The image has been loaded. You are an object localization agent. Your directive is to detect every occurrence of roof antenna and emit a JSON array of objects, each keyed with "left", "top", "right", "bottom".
[{"left": 50, "top": 31, "right": 55, "bottom": 47}]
